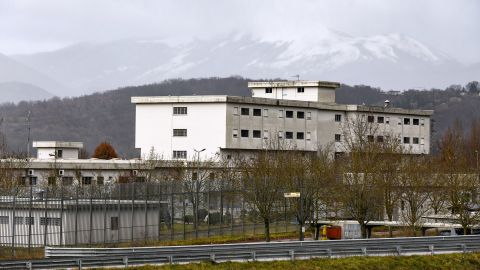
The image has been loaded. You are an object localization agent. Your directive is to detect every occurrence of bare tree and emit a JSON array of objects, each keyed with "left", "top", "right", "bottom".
[
  {"left": 241, "top": 150, "right": 285, "bottom": 242},
  {"left": 338, "top": 114, "right": 384, "bottom": 238},
  {"left": 438, "top": 122, "right": 480, "bottom": 234},
  {"left": 399, "top": 155, "right": 431, "bottom": 236}
]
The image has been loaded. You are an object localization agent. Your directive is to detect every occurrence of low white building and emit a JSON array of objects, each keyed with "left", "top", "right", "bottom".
[{"left": 132, "top": 80, "right": 433, "bottom": 160}]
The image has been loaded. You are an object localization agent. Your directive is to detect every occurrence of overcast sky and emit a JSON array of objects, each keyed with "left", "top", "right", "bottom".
[{"left": 0, "top": 0, "right": 479, "bottom": 63}]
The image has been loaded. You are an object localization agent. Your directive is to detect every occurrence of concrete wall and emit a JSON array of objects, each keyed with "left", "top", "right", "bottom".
[
  {"left": 135, "top": 103, "right": 227, "bottom": 160},
  {"left": 251, "top": 87, "right": 335, "bottom": 103}
]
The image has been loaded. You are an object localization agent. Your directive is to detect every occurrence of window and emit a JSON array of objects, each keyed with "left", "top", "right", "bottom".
[
  {"left": 173, "top": 129, "right": 187, "bottom": 137},
  {"left": 403, "top": 137, "right": 410, "bottom": 144},
  {"left": 40, "top": 217, "right": 61, "bottom": 226},
  {"left": 279, "top": 109, "right": 284, "bottom": 118},
  {"left": 286, "top": 110, "right": 294, "bottom": 118},
  {"left": 421, "top": 119, "right": 425, "bottom": 126},
  {"left": 278, "top": 131, "right": 283, "bottom": 139},
  {"left": 82, "top": 177, "right": 92, "bottom": 185},
  {"left": 265, "top": 87, "right": 272, "bottom": 93},
  {"left": 297, "top": 87, "right": 305, "bottom": 93},
  {"left": 263, "top": 130, "right": 269, "bottom": 139},
  {"left": 57, "top": 149, "right": 63, "bottom": 158},
  {"left": 173, "top": 107, "right": 187, "bottom": 115},
  {"left": 233, "top": 129, "right": 238, "bottom": 138},
  {"left": 111, "top": 217, "right": 119, "bottom": 230},
  {"left": 173, "top": 151, "right": 187, "bottom": 159},
  {"left": 335, "top": 114, "right": 342, "bottom": 122},
  {"left": 25, "top": 217, "right": 34, "bottom": 225},
  {"left": 135, "top": 176, "right": 145, "bottom": 183},
  {"left": 253, "top": 108, "right": 262, "bottom": 116},
  {"left": 404, "top": 118, "right": 410, "bottom": 125},
  {"left": 14, "top": 217, "right": 23, "bottom": 225},
  {"left": 367, "top": 135, "right": 374, "bottom": 142},
  {"left": 285, "top": 132, "right": 293, "bottom": 139},
  {"left": 377, "top": 116, "right": 384, "bottom": 123},
  {"left": 297, "top": 132, "right": 304, "bottom": 140},
  {"left": 29, "top": 177, "right": 37, "bottom": 186},
  {"left": 209, "top": 172, "right": 215, "bottom": 180},
  {"left": 335, "top": 134, "right": 341, "bottom": 142},
  {"left": 0, "top": 216, "right": 8, "bottom": 224},
  {"left": 253, "top": 130, "right": 261, "bottom": 138},
  {"left": 413, "top": 137, "right": 419, "bottom": 144},
  {"left": 97, "top": 176, "right": 104, "bottom": 185},
  {"left": 263, "top": 109, "right": 268, "bottom": 117},
  {"left": 297, "top": 111, "right": 305, "bottom": 119},
  {"left": 421, "top": 137, "right": 425, "bottom": 145},
  {"left": 48, "top": 177, "right": 56, "bottom": 186},
  {"left": 386, "top": 117, "right": 390, "bottom": 124},
  {"left": 306, "top": 132, "right": 311, "bottom": 141},
  {"left": 233, "top": 107, "right": 238, "bottom": 115},
  {"left": 192, "top": 172, "right": 198, "bottom": 180},
  {"left": 241, "top": 108, "right": 249, "bottom": 115},
  {"left": 413, "top": 118, "right": 419, "bottom": 125},
  {"left": 398, "top": 118, "right": 402, "bottom": 125},
  {"left": 241, "top": 130, "right": 249, "bottom": 138},
  {"left": 62, "top": 177, "right": 73, "bottom": 185},
  {"left": 307, "top": 112, "right": 312, "bottom": 120},
  {"left": 367, "top": 115, "right": 375, "bottom": 123},
  {"left": 377, "top": 136, "right": 384, "bottom": 143}
]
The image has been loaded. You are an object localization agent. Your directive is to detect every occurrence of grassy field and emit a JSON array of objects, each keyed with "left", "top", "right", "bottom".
[{"left": 96, "top": 253, "right": 480, "bottom": 270}]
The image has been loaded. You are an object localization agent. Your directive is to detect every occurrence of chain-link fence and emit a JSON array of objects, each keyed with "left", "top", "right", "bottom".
[{"left": 0, "top": 181, "right": 298, "bottom": 256}]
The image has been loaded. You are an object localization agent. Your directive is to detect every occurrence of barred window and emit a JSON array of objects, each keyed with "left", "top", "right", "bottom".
[
  {"left": 335, "top": 114, "right": 342, "bottom": 122},
  {"left": 335, "top": 134, "right": 341, "bottom": 142},
  {"left": 285, "top": 132, "right": 293, "bottom": 139},
  {"left": 253, "top": 108, "right": 262, "bottom": 116},
  {"left": 173, "top": 151, "right": 187, "bottom": 159},
  {"left": 297, "top": 132, "right": 304, "bottom": 140},
  {"left": 265, "top": 87, "right": 272, "bottom": 93},
  {"left": 253, "top": 130, "right": 261, "bottom": 138},
  {"left": 173, "top": 129, "right": 187, "bottom": 137},
  {"left": 241, "top": 108, "right": 249, "bottom": 115},
  {"left": 173, "top": 107, "right": 187, "bottom": 115},
  {"left": 297, "top": 111, "right": 305, "bottom": 119},
  {"left": 40, "top": 217, "right": 61, "bottom": 226}
]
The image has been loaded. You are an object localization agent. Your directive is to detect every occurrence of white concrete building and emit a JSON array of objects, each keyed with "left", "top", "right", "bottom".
[{"left": 132, "top": 80, "right": 433, "bottom": 160}]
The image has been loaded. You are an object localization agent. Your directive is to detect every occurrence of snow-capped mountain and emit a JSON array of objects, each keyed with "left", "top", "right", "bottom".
[{"left": 9, "top": 31, "right": 480, "bottom": 97}]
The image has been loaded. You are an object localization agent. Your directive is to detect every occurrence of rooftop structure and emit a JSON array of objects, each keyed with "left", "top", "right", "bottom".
[{"left": 248, "top": 80, "right": 340, "bottom": 103}]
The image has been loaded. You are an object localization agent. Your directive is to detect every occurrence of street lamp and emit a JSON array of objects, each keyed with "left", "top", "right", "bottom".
[{"left": 193, "top": 148, "right": 206, "bottom": 239}]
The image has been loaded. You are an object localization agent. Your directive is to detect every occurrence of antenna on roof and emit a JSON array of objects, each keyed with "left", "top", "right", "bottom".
[{"left": 291, "top": 75, "right": 300, "bottom": 81}]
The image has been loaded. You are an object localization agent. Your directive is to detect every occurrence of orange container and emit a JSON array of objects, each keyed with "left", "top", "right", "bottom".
[{"left": 326, "top": 226, "right": 342, "bottom": 240}]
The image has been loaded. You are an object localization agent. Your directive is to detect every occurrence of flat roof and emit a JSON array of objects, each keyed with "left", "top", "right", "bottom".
[
  {"left": 247, "top": 80, "right": 340, "bottom": 89},
  {"left": 33, "top": 141, "right": 83, "bottom": 149},
  {"left": 131, "top": 95, "right": 433, "bottom": 116}
]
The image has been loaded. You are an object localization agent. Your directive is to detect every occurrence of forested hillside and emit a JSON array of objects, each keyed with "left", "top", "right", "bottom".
[{"left": 0, "top": 77, "right": 478, "bottom": 157}]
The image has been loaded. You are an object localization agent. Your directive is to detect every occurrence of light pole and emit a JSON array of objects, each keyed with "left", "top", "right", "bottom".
[{"left": 193, "top": 148, "right": 206, "bottom": 239}]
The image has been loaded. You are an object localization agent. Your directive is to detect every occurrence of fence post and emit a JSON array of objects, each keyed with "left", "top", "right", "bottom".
[
  {"left": 207, "top": 181, "right": 210, "bottom": 238},
  {"left": 74, "top": 186, "right": 79, "bottom": 246},
  {"left": 59, "top": 185, "right": 64, "bottom": 246},
  {"left": 396, "top": 246, "right": 402, "bottom": 256},
  {"left": 131, "top": 182, "right": 135, "bottom": 243},
  {"left": 284, "top": 197, "right": 287, "bottom": 233},
  {"left": 230, "top": 195, "right": 234, "bottom": 236},
  {"left": 170, "top": 188, "right": 174, "bottom": 241},
  {"left": 103, "top": 190, "right": 107, "bottom": 246},
  {"left": 290, "top": 250, "right": 295, "bottom": 261},
  {"left": 28, "top": 185, "right": 33, "bottom": 253},
  {"left": 43, "top": 188, "right": 49, "bottom": 247},
  {"left": 182, "top": 195, "right": 186, "bottom": 240},
  {"left": 11, "top": 189, "right": 17, "bottom": 258},
  {"left": 220, "top": 179, "right": 224, "bottom": 236},
  {"left": 89, "top": 184, "right": 93, "bottom": 246},
  {"left": 362, "top": 247, "right": 367, "bottom": 256},
  {"left": 157, "top": 183, "right": 162, "bottom": 242},
  {"left": 117, "top": 187, "right": 121, "bottom": 244},
  {"left": 429, "top": 245, "right": 434, "bottom": 255},
  {"left": 144, "top": 183, "right": 148, "bottom": 243}
]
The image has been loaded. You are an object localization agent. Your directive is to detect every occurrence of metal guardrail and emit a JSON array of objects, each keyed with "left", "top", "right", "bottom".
[{"left": 1, "top": 235, "right": 480, "bottom": 269}]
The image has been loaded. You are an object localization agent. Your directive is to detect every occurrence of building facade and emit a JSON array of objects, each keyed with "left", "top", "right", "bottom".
[{"left": 132, "top": 81, "right": 433, "bottom": 160}]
